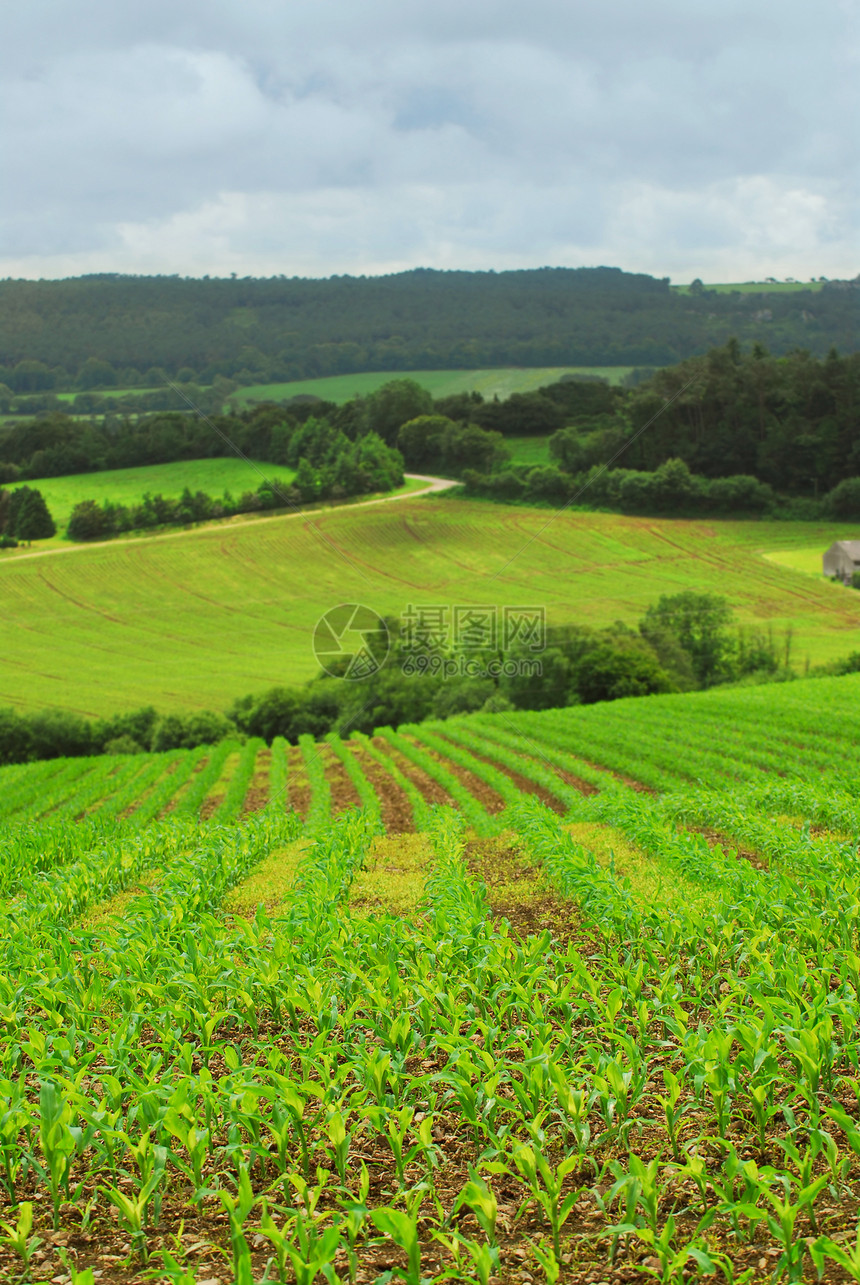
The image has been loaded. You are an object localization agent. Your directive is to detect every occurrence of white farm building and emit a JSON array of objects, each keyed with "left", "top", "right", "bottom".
[{"left": 823, "top": 540, "right": 860, "bottom": 581}]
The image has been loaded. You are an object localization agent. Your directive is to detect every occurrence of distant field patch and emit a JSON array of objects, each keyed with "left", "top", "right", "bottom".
[
  {"left": 52, "top": 387, "right": 177, "bottom": 402},
  {"left": 763, "top": 546, "right": 835, "bottom": 577},
  {"left": 504, "top": 436, "right": 553, "bottom": 467},
  {"left": 231, "top": 366, "right": 635, "bottom": 407},
  {"left": 672, "top": 281, "right": 824, "bottom": 295},
  {"left": 29, "top": 458, "right": 297, "bottom": 532},
  {"left": 2, "top": 501, "right": 860, "bottom": 716}
]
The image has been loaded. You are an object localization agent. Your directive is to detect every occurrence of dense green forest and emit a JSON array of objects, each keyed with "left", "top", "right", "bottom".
[
  {"left": 457, "top": 344, "right": 860, "bottom": 508},
  {"left": 0, "top": 267, "right": 855, "bottom": 389}
]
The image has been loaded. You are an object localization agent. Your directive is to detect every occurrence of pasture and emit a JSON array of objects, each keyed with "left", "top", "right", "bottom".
[
  {"left": 230, "top": 367, "right": 635, "bottom": 408},
  {"left": 503, "top": 436, "right": 553, "bottom": 467},
  {"left": 24, "top": 458, "right": 298, "bottom": 533},
  {"left": 2, "top": 675, "right": 860, "bottom": 1282},
  {"left": 1, "top": 498, "right": 859, "bottom": 716}
]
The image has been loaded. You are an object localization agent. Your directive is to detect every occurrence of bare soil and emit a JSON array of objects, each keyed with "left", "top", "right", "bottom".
[
  {"left": 408, "top": 738, "right": 507, "bottom": 815},
  {"left": 349, "top": 745, "right": 415, "bottom": 833},
  {"left": 287, "top": 747, "right": 311, "bottom": 820},
  {"left": 433, "top": 732, "right": 567, "bottom": 812},
  {"left": 371, "top": 737, "right": 455, "bottom": 808},
  {"left": 323, "top": 747, "right": 362, "bottom": 815},
  {"left": 240, "top": 748, "right": 271, "bottom": 816}
]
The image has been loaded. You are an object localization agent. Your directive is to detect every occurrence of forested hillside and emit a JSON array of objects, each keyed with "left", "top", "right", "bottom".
[{"left": 0, "top": 267, "right": 855, "bottom": 387}]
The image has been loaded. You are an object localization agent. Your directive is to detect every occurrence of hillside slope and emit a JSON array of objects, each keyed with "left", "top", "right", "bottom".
[{"left": 2, "top": 497, "right": 859, "bottom": 715}]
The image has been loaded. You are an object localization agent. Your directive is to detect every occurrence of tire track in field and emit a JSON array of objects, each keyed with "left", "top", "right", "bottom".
[
  {"left": 644, "top": 524, "right": 860, "bottom": 617},
  {"left": 36, "top": 571, "right": 125, "bottom": 623}
]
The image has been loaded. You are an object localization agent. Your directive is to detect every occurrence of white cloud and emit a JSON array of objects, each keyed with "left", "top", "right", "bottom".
[{"left": 0, "top": 0, "right": 856, "bottom": 280}]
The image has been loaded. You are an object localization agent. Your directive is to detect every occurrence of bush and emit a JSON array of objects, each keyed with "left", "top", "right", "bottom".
[
  {"left": 104, "top": 734, "right": 145, "bottom": 755},
  {"left": 573, "top": 644, "right": 675, "bottom": 704},
  {"left": 705, "top": 474, "right": 773, "bottom": 513},
  {"left": 524, "top": 466, "right": 570, "bottom": 504},
  {"left": 150, "top": 711, "right": 234, "bottom": 752},
  {"left": 67, "top": 500, "right": 112, "bottom": 541},
  {"left": 825, "top": 477, "right": 860, "bottom": 519}
]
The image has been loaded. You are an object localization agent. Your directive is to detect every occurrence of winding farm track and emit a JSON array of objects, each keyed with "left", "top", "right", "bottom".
[{"left": 0, "top": 473, "right": 458, "bottom": 566}]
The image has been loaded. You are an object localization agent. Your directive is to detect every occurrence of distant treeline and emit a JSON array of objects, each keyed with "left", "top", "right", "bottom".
[
  {"left": 3, "top": 344, "right": 860, "bottom": 538},
  {"left": 0, "top": 381, "right": 230, "bottom": 419},
  {"left": 0, "top": 267, "right": 855, "bottom": 387},
  {"left": 2, "top": 591, "right": 842, "bottom": 766},
  {"left": 0, "top": 392, "right": 410, "bottom": 485}
]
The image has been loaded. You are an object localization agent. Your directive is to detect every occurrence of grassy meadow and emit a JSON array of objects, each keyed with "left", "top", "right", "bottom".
[
  {"left": 503, "top": 435, "right": 553, "bottom": 466},
  {"left": 230, "top": 366, "right": 635, "bottom": 407},
  {"left": 27, "top": 458, "right": 298, "bottom": 533},
  {"left": 2, "top": 496, "right": 860, "bottom": 716}
]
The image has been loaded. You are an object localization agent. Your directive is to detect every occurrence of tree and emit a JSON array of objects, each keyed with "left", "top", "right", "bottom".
[
  {"left": 295, "top": 457, "right": 321, "bottom": 502},
  {"left": 67, "top": 500, "right": 110, "bottom": 541},
  {"left": 361, "top": 379, "right": 433, "bottom": 446},
  {"left": 9, "top": 487, "right": 56, "bottom": 543},
  {"left": 641, "top": 592, "right": 735, "bottom": 687},
  {"left": 397, "top": 415, "right": 453, "bottom": 470},
  {"left": 75, "top": 357, "right": 117, "bottom": 389},
  {"left": 574, "top": 643, "right": 675, "bottom": 704},
  {"left": 651, "top": 457, "right": 700, "bottom": 509},
  {"left": 549, "top": 428, "right": 587, "bottom": 473},
  {"left": 826, "top": 477, "right": 860, "bottom": 519}
]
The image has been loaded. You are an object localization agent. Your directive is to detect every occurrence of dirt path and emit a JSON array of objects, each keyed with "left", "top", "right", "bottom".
[
  {"left": 241, "top": 748, "right": 271, "bottom": 816},
  {"left": 0, "top": 474, "right": 458, "bottom": 567}
]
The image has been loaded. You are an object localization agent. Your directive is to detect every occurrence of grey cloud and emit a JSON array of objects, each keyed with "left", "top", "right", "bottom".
[{"left": 0, "top": 0, "right": 856, "bottom": 279}]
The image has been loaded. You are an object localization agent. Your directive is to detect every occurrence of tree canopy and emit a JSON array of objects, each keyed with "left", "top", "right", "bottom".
[{"left": 0, "top": 268, "right": 854, "bottom": 389}]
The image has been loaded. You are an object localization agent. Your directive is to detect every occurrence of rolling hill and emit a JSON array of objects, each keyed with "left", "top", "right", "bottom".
[{"left": 2, "top": 495, "right": 858, "bottom": 716}]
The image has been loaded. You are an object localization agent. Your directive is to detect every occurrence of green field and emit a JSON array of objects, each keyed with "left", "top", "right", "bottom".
[
  {"left": 25, "top": 458, "right": 297, "bottom": 533},
  {"left": 672, "top": 280, "right": 824, "bottom": 295},
  {"left": 763, "top": 545, "right": 831, "bottom": 576},
  {"left": 231, "top": 366, "right": 635, "bottom": 407},
  {"left": 504, "top": 435, "right": 553, "bottom": 466},
  {"left": 52, "top": 386, "right": 183, "bottom": 402},
  {"left": 2, "top": 497, "right": 860, "bottom": 716},
  {"left": 3, "top": 676, "right": 860, "bottom": 1281}
]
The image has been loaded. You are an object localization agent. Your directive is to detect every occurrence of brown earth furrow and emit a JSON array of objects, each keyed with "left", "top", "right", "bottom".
[
  {"left": 431, "top": 732, "right": 567, "bottom": 813},
  {"left": 322, "top": 747, "right": 362, "bottom": 815},
  {"left": 371, "top": 737, "right": 455, "bottom": 808},
  {"left": 158, "top": 754, "right": 208, "bottom": 819},
  {"left": 349, "top": 746, "right": 415, "bottom": 833},
  {"left": 288, "top": 747, "right": 311, "bottom": 820},
  {"left": 241, "top": 748, "right": 271, "bottom": 816},
  {"left": 407, "top": 737, "right": 506, "bottom": 815}
]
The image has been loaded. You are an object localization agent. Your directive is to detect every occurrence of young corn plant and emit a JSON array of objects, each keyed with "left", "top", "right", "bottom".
[
  {"left": 496, "top": 1139, "right": 582, "bottom": 1260},
  {"left": 37, "top": 1081, "right": 77, "bottom": 1230},
  {"left": 0, "top": 1201, "right": 42, "bottom": 1279},
  {"left": 218, "top": 1163, "right": 257, "bottom": 1285},
  {"left": 810, "top": 1222, "right": 860, "bottom": 1282},
  {"left": 371, "top": 1200, "right": 424, "bottom": 1285}
]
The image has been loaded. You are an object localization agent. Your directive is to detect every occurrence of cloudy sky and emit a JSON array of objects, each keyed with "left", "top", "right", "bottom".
[{"left": 2, "top": 0, "right": 857, "bottom": 282}]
